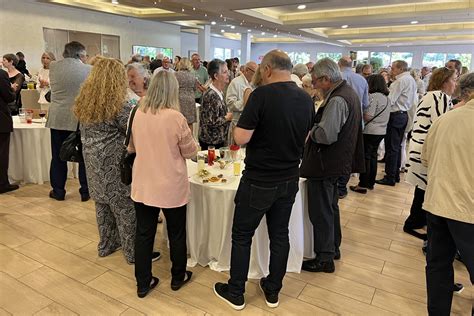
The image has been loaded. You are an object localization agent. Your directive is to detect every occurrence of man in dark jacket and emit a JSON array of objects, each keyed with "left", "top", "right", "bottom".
[
  {"left": 300, "top": 58, "right": 364, "bottom": 273},
  {"left": 0, "top": 69, "right": 19, "bottom": 193}
]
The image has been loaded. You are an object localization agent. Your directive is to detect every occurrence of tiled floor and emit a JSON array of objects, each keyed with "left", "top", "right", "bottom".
[{"left": 0, "top": 174, "right": 472, "bottom": 315}]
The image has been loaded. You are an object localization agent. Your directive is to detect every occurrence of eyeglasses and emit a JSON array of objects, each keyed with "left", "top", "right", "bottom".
[
  {"left": 247, "top": 67, "right": 256, "bottom": 74},
  {"left": 314, "top": 75, "right": 327, "bottom": 82}
]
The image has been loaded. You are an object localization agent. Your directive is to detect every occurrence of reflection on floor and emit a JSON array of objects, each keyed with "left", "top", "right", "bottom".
[{"left": 0, "top": 172, "right": 472, "bottom": 315}]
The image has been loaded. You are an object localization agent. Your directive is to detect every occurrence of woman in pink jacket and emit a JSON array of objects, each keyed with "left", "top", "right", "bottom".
[{"left": 128, "top": 71, "right": 198, "bottom": 298}]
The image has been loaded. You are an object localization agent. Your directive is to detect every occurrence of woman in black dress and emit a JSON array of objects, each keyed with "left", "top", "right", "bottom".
[{"left": 2, "top": 54, "right": 25, "bottom": 114}]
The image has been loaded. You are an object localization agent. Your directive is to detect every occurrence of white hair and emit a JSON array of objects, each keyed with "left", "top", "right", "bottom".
[
  {"left": 311, "top": 58, "right": 342, "bottom": 83},
  {"left": 292, "top": 63, "right": 309, "bottom": 78}
]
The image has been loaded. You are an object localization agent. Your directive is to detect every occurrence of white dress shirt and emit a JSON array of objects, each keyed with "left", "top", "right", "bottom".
[
  {"left": 225, "top": 75, "right": 251, "bottom": 122},
  {"left": 388, "top": 71, "right": 418, "bottom": 112}
]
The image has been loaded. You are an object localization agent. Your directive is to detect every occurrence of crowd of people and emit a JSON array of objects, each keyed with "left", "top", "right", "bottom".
[{"left": 0, "top": 41, "right": 473, "bottom": 314}]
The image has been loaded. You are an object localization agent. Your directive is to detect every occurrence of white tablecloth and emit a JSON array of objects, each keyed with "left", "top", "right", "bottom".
[
  {"left": 185, "top": 159, "right": 313, "bottom": 278},
  {"left": 9, "top": 116, "right": 51, "bottom": 184},
  {"left": 9, "top": 116, "right": 78, "bottom": 185}
]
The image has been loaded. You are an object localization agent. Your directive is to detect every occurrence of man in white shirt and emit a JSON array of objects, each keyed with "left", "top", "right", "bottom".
[
  {"left": 376, "top": 60, "right": 417, "bottom": 186},
  {"left": 153, "top": 56, "right": 175, "bottom": 75},
  {"left": 225, "top": 61, "right": 257, "bottom": 123},
  {"left": 421, "top": 66, "right": 431, "bottom": 89}
]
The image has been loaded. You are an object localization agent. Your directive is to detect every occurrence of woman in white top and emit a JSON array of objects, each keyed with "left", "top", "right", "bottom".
[
  {"left": 36, "top": 52, "right": 56, "bottom": 110},
  {"left": 403, "top": 67, "right": 457, "bottom": 239},
  {"left": 350, "top": 74, "right": 391, "bottom": 194}
]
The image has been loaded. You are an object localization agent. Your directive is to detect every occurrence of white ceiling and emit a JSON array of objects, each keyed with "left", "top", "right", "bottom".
[{"left": 38, "top": 0, "right": 474, "bottom": 47}]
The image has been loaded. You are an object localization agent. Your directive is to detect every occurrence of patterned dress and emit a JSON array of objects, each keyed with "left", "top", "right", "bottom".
[
  {"left": 80, "top": 101, "right": 135, "bottom": 264},
  {"left": 199, "top": 86, "right": 229, "bottom": 146},
  {"left": 406, "top": 91, "right": 452, "bottom": 190},
  {"left": 175, "top": 70, "right": 197, "bottom": 124}
]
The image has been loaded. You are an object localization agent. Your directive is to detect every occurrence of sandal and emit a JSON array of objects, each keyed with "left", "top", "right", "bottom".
[
  {"left": 349, "top": 185, "right": 367, "bottom": 194},
  {"left": 137, "top": 276, "right": 159, "bottom": 298},
  {"left": 171, "top": 271, "right": 193, "bottom": 291}
]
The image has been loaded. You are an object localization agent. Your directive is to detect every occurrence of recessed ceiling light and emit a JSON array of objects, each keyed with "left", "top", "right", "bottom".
[
  {"left": 181, "top": 8, "right": 184, "bottom": 12},
  {"left": 153, "top": 1, "right": 156, "bottom": 4},
  {"left": 192, "top": 7, "right": 195, "bottom": 11},
  {"left": 273, "top": 34, "right": 277, "bottom": 38},
  {"left": 247, "top": 29, "right": 252, "bottom": 32},
  {"left": 111, "top": 0, "right": 119, "bottom": 4},
  {"left": 230, "top": 25, "right": 235, "bottom": 29},
  {"left": 341, "top": 25, "right": 349, "bottom": 29},
  {"left": 221, "top": 29, "right": 225, "bottom": 33},
  {"left": 411, "top": 20, "right": 419, "bottom": 24},
  {"left": 211, "top": 21, "right": 216, "bottom": 25},
  {"left": 261, "top": 32, "right": 266, "bottom": 35},
  {"left": 297, "top": 4, "right": 306, "bottom": 10},
  {"left": 204, "top": 13, "right": 207, "bottom": 17}
]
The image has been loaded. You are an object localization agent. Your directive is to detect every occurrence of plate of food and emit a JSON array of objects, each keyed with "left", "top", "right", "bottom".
[{"left": 193, "top": 170, "right": 234, "bottom": 186}]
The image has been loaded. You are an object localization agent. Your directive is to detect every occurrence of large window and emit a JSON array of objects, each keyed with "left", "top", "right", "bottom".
[
  {"left": 370, "top": 52, "right": 391, "bottom": 70},
  {"left": 286, "top": 52, "right": 311, "bottom": 64},
  {"left": 316, "top": 52, "right": 342, "bottom": 62},
  {"left": 446, "top": 53, "right": 472, "bottom": 68},
  {"left": 354, "top": 51, "right": 369, "bottom": 64},
  {"left": 422, "top": 53, "right": 472, "bottom": 68},
  {"left": 213, "top": 48, "right": 232, "bottom": 60},
  {"left": 391, "top": 52, "right": 413, "bottom": 66},
  {"left": 132, "top": 46, "right": 173, "bottom": 59}
]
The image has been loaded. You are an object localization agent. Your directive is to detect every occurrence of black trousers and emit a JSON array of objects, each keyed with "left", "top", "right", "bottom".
[
  {"left": 404, "top": 186, "right": 427, "bottom": 230},
  {"left": 50, "top": 129, "right": 88, "bottom": 197},
  {"left": 134, "top": 202, "right": 187, "bottom": 289},
  {"left": 384, "top": 112, "right": 408, "bottom": 182},
  {"left": 359, "top": 134, "right": 385, "bottom": 188},
  {"left": 426, "top": 212, "right": 474, "bottom": 315},
  {"left": 307, "top": 176, "right": 341, "bottom": 262},
  {"left": 337, "top": 174, "right": 350, "bottom": 196},
  {"left": 228, "top": 177, "right": 299, "bottom": 297},
  {"left": 0, "top": 132, "right": 11, "bottom": 188}
]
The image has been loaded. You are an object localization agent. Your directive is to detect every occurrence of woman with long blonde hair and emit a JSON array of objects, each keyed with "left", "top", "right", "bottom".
[
  {"left": 128, "top": 71, "right": 198, "bottom": 298},
  {"left": 74, "top": 58, "right": 160, "bottom": 265}
]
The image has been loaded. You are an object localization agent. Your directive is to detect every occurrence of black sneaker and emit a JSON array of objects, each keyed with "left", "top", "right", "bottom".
[
  {"left": 453, "top": 283, "right": 464, "bottom": 294},
  {"left": 302, "top": 259, "right": 335, "bottom": 273},
  {"left": 152, "top": 251, "right": 161, "bottom": 262},
  {"left": 259, "top": 278, "right": 279, "bottom": 308},
  {"left": 213, "top": 282, "right": 245, "bottom": 310}
]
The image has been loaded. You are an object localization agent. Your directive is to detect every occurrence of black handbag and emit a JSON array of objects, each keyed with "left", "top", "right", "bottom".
[
  {"left": 59, "top": 123, "right": 83, "bottom": 163},
  {"left": 120, "top": 106, "right": 139, "bottom": 185}
]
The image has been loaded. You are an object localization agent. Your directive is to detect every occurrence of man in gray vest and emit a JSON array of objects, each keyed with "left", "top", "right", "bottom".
[
  {"left": 46, "top": 41, "right": 91, "bottom": 201},
  {"left": 300, "top": 58, "right": 364, "bottom": 273}
]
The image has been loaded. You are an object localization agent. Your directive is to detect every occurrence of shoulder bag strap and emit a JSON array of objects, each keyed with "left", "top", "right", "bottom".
[
  {"left": 124, "top": 105, "right": 139, "bottom": 146},
  {"left": 365, "top": 97, "right": 389, "bottom": 126}
]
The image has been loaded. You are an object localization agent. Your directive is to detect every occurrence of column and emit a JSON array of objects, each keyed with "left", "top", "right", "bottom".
[
  {"left": 240, "top": 32, "right": 251, "bottom": 64},
  {"left": 198, "top": 25, "right": 211, "bottom": 61}
]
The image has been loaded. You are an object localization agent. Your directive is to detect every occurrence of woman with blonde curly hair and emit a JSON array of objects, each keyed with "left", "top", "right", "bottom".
[{"left": 74, "top": 58, "right": 160, "bottom": 264}]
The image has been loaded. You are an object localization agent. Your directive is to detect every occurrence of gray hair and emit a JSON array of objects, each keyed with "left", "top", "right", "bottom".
[
  {"left": 410, "top": 68, "right": 420, "bottom": 80},
  {"left": 292, "top": 63, "right": 309, "bottom": 78},
  {"left": 459, "top": 72, "right": 474, "bottom": 101},
  {"left": 126, "top": 62, "right": 151, "bottom": 81},
  {"left": 311, "top": 58, "right": 342, "bottom": 83},
  {"left": 63, "top": 41, "right": 86, "bottom": 59}
]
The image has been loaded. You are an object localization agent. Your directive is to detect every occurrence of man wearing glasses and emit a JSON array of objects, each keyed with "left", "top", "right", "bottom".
[{"left": 225, "top": 61, "right": 257, "bottom": 124}]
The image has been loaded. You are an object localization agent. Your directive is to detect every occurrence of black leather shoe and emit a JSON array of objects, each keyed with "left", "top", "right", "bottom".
[
  {"left": 350, "top": 185, "right": 367, "bottom": 194},
  {"left": 49, "top": 190, "right": 65, "bottom": 201},
  {"left": 137, "top": 276, "right": 159, "bottom": 298},
  {"left": 375, "top": 178, "right": 396, "bottom": 186},
  {"left": 81, "top": 193, "right": 90, "bottom": 202},
  {"left": 171, "top": 271, "right": 192, "bottom": 291},
  {"left": 302, "top": 259, "right": 335, "bottom": 273},
  {"left": 0, "top": 184, "right": 19, "bottom": 194}
]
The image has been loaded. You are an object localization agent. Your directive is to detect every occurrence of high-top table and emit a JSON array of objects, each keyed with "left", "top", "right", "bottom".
[
  {"left": 185, "top": 158, "right": 314, "bottom": 278},
  {"left": 9, "top": 116, "right": 78, "bottom": 185}
]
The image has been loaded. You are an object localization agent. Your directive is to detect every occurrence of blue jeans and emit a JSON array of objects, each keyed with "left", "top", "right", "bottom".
[
  {"left": 228, "top": 177, "right": 299, "bottom": 297},
  {"left": 50, "top": 129, "right": 88, "bottom": 198}
]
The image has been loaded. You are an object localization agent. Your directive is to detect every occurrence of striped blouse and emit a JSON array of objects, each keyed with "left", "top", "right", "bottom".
[{"left": 406, "top": 91, "right": 452, "bottom": 190}]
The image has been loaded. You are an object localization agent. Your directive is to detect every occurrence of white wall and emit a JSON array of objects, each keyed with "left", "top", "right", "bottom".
[
  {"left": 353, "top": 44, "right": 474, "bottom": 70},
  {"left": 0, "top": 0, "right": 181, "bottom": 73},
  {"left": 180, "top": 32, "right": 242, "bottom": 59}
]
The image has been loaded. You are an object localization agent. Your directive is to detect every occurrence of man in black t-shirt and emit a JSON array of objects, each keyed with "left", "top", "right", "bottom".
[{"left": 213, "top": 50, "right": 315, "bottom": 310}]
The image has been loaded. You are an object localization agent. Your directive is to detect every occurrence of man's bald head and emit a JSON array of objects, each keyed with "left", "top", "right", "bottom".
[
  {"left": 245, "top": 61, "right": 257, "bottom": 72},
  {"left": 242, "top": 61, "right": 258, "bottom": 82},
  {"left": 338, "top": 56, "right": 353, "bottom": 68},
  {"left": 261, "top": 50, "right": 292, "bottom": 72}
]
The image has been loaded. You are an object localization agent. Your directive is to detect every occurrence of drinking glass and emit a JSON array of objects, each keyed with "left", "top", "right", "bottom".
[
  {"left": 39, "top": 110, "right": 47, "bottom": 123},
  {"left": 18, "top": 109, "right": 26, "bottom": 123},
  {"left": 233, "top": 160, "right": 241, "bottom": 176},
  {"left": 207, "top": 146, "right": 215, "bottom": 166},
  {"left": 197, "top": 154, "right": 205, "bottom": 172},
  {"left": 25, "top": 111, "right": 33, "bottom": 124}
]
